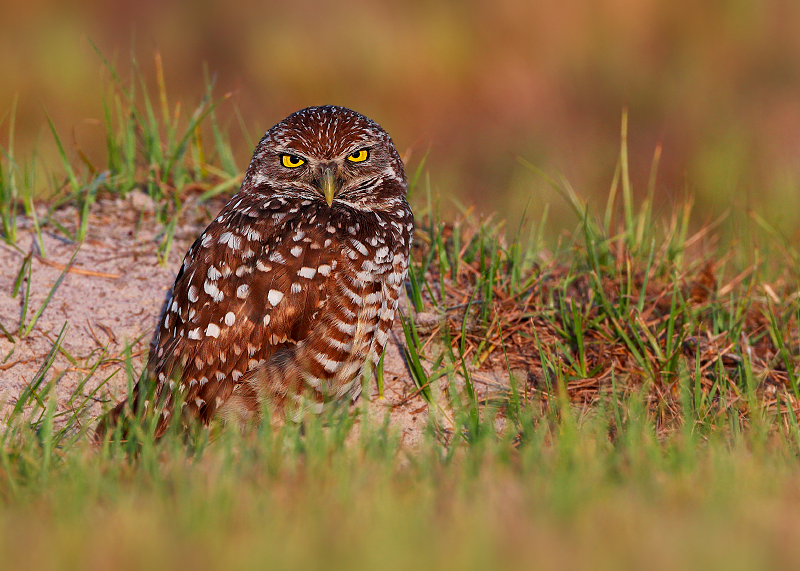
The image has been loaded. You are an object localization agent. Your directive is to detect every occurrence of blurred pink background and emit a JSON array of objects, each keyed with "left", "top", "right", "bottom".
[{"left": 2, "top": 0, "right": 799, "bottom": 227}]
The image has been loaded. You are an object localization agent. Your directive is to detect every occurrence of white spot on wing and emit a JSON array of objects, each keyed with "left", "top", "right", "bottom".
[
  {"left": 351, "top": 240, "right": 368, "bottom": 256},
  {"left": 243, "top": 227, "right": 261, "bottom": 241},
  {"left": 268, "top": 289, "right": 284, "bottom": 306},
  {"left": 204, "top": 280, "right": 224, "bottom": 302},
  {"left": 218, "top": 231, "right": 242, "bottom": 250}
]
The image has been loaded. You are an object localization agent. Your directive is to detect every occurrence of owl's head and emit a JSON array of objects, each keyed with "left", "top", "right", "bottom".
[{"left": 243, "top": 106, "right": 407, "bottom": 209}]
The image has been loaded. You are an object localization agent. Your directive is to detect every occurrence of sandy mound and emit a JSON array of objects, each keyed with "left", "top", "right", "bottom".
[{"left": 0, "top": 192, "right": 461, "bottom": 447}]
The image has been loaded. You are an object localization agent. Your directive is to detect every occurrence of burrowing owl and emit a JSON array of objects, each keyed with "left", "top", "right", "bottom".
[{"left": 99, "top": 105, "right": 413, "bottom": 436}]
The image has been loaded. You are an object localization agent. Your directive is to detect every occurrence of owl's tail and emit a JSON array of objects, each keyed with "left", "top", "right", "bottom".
[
  {"left": 92, "top": 382, "right": 167, "bottom": 443},
  {"left": 92, "top": 398, "right": 130, "bottom": 444}
]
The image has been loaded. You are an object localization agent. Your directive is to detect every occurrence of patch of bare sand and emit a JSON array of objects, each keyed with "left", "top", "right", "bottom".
[{"left": 0, "top": 193, "right": 499, "bottom": 449}]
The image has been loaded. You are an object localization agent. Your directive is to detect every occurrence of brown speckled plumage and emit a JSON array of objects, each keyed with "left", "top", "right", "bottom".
[{"left": 98, "top": 106, "right": 413, "bottom": 436}]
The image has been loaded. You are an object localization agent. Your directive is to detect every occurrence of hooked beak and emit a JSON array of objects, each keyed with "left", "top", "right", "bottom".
[{"left": 321, "top": 167, "right": 337, "bottom": 207}]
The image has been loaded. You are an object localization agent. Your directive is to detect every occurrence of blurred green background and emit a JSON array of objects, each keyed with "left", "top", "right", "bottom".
[{"left": 2, "top": 0, "right": 799, "bottom": 230}]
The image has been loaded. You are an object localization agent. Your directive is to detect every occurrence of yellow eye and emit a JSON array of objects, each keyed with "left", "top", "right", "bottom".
[
  {"left": 281, "top": 154, "right": 305, "bottom": 168},
  {"left": 347, "top": 149, "right": 369, "bottom": 163}
]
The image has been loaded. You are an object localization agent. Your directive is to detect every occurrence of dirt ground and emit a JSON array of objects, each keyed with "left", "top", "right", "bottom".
[
  {"left": 0, "top": 192, "right": 428, "bottom": 450},
  {"left": 0, "top": 192, "right": 487, "bottom": 447}
]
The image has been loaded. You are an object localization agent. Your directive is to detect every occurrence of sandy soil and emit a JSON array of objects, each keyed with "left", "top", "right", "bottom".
[{"left": 1, "top": 192, "right": 502, "bottom": 447}]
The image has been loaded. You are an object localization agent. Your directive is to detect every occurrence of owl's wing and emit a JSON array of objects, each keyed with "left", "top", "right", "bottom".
[{"left": 143, "top": 194, "right": 337, "bottom": 430}]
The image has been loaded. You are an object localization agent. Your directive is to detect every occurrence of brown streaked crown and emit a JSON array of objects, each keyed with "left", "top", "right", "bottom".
[{"left": 243, "top": 105, "right": 407, "bottom": 209}]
